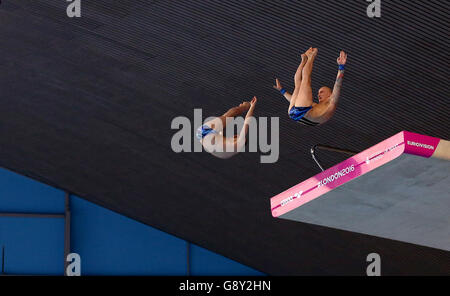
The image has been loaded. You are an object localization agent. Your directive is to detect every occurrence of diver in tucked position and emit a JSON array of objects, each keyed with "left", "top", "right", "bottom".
[
  {"left": 196, "top": 97, "right": 257, "bottom": 159},
  {"left": 274, "top": 48, "right": 347, "bottom": 126}
]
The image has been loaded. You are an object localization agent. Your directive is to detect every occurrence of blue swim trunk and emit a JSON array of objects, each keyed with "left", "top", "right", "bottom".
[
  {"left": 289, "top": 106, "right": 312, "bottom": 121},
  {"left": 196, "top": 125, "right": 218, "bottom": 140}
]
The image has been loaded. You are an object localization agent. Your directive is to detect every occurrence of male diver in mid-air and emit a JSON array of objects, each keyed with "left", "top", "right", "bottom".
[
  {"left": 274, "top": 48, "right": 347, "bottom": 126},
  {"left": 196, "top": 97, "right": 257, "bottom": 159}
]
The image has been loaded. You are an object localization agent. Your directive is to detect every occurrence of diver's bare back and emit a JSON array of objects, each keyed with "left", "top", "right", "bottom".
[{"left": 307, "top": 98, "right": 336, "bottom": 124}]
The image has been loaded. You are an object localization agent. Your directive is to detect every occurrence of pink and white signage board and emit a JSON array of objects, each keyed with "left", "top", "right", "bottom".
[{"left": 270, "top": 131, "right": 450, "bottom": 251}]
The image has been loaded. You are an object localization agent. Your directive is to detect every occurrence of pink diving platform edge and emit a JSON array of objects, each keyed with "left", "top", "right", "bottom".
[{"left": 271, "top": 131, "right": 442, "bottom": 218}]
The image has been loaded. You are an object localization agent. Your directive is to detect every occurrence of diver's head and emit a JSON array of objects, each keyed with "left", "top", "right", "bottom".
[{"left": 318, "top": 86, "right": 332, "bottom": 102}]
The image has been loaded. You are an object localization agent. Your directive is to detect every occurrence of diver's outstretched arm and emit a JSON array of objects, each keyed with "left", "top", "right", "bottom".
[
  {"left": 273, "top": 78, "right": 292, "bottom": 103},
  {"left": 330, "top": 50, "right": 347, "bottom": 105},
  {"left": 234, "top": 96, "right": 257, "bottom": 151}
]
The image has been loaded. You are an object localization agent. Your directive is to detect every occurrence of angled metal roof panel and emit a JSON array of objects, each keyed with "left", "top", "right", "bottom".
[{"left": 0, "top": 0, "right": 449, "bottom": 274}]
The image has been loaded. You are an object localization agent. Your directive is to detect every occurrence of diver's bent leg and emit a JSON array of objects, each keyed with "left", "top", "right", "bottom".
[
  {"left": 289, "top": 53, "right": 309, "bottom": 112},
  {"left": 293, "top": 77, "right": 314, "bottom": 107},
  {"left": 222, "top": 105, "right": 247, "bottom": 118},
  {"left": 292, "top": 74, "right": 314, "bottom": 108},
  {"left": 293, "top": 54, "right": 308, "bottom": 96},
  {"left": 301, "top": 48, "right": 317, "bottom": 83},
  {"left": 292, "top": 53, "right": 315, "bottom": 108},
  {"left": 301, "top": 59, "right": 314, "bottom": 83},
  {"left": 206, "top": 104, "right": 249, "bottom": 131}
]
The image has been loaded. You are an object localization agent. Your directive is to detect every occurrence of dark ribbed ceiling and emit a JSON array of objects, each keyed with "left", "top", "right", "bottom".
[{"left": 0, "top": 0, "right": 449, "bottom": 275}]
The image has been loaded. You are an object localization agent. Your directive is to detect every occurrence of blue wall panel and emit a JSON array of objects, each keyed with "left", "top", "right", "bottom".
[
  {"left": 0, "top": 168, "right": 64, "bottom": 213},
  {"left": 0, "top": 167, "right": 264, "bottom": 275},
  {"left": 0, "top": 217, "right": 64, "bottom": 275},
  {"left": 70, "top": 196, "right": 187, "bottom": 275}
]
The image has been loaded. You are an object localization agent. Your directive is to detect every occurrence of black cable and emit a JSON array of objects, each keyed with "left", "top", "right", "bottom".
[
  {"left": 311, "top": 145, "right": 325, "bottom": 172},
  {"left": 311, "top": 144, "right": 359, "bottom": 172}
]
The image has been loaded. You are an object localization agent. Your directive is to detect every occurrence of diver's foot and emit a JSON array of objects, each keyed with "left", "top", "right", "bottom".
[
  {"left": 307, "top": 47, "right": 318, "bottom": 59},
  {"left": 238, "top": 102, "right": 251, "bottom": 112},
  {"left": 300, "top": 54, "right": 308, "bottom": 66}
]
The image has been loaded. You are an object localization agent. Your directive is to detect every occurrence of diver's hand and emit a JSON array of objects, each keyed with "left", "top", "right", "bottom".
[
  {"left": 247, "top": 96, "right": 257, "bottom": 117},
  {"left": 337, "top": 50, "right": 347, "bottom": 65},
  {"left": 272, "top": 78, "right": 283, "bottom": 91},
  {"left": 250, "top": 96, "right": 257, "bottom": 108}
]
